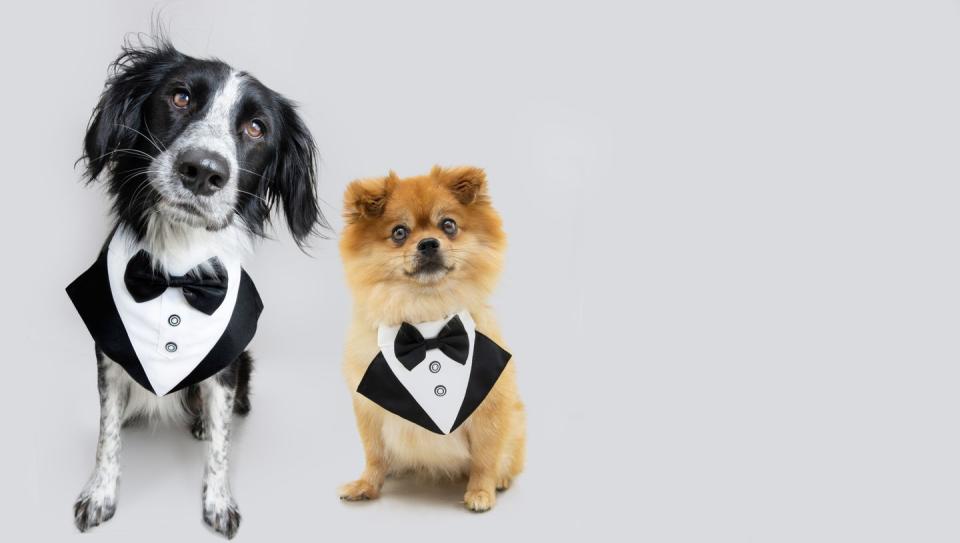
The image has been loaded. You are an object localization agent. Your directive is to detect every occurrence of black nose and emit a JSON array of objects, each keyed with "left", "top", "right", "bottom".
[
  {"left": 175, "top": 149, "right": 229, "bottom": 196},
  {"left": 417, "top": 238, "right": 440, "bottom": 256}
]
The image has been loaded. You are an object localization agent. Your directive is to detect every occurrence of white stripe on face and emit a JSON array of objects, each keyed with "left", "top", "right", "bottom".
[
  {"left": 175, "top": 71, "right": 244, "bottom": 180},
  {"left": 150, "top": 70, "right": 247, "bottom": 228}
]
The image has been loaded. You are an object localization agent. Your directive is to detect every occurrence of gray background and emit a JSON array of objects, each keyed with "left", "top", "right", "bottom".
[{"left": 1, "top": 0, "right": 958, "bottom": 541}]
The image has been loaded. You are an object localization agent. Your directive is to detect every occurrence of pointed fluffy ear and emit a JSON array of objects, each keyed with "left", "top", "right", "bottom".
[
  {"left": 263, "top": 98, "right": 325, "bottom": 246},
  {"left": 343, "top": 172, "right": 397, "bottom": 223},
  {"left": 436, "top": 165, "right": 488, "bottom": 205},
  {"left": 82, "top": 38, "right": 182, "bottom": 182}
]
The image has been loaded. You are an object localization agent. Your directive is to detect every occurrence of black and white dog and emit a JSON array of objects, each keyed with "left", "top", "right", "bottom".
[{"left": 70, "top": 37, "right": 323, "bottom": 538}]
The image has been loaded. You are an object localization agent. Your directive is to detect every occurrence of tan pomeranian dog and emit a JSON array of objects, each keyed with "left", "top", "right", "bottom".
[{"left": 338, "top": 166, "right": 525, "bottom": 512}]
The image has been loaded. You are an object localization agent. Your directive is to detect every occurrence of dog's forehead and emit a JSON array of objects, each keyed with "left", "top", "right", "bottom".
[
  {"left": 170, "top": 60, "right": 264, "bottom": 103},
  {"left": 386, "top": 180, "right": 457, "bottom": 225},
  {"left": 170, "top": 57, "right": 233, "bottom": 85},
  {"left": 235, "top": 74, "right": 274, "bottom": 100}
]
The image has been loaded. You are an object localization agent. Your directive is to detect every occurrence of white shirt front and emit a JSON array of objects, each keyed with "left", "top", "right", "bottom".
[
  {"left": 377, "top": 311, "right": 476, "bottom": 434},
  {"left": 104, "top": 227, "right": 242, "bottom": 395}
]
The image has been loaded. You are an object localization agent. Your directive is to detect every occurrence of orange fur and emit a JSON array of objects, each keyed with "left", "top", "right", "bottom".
[{"left": 338, "top": 166, "right": 526, "bottom": 511}]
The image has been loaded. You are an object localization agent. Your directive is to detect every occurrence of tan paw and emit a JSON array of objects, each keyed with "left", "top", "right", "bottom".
[
  {"left": 464, "top": 489, "right": 495, "bottom": 512},
  {"left": 339, "top": 479, "right": 380, "bottom": 501},
  {"left": 496, "top": 477, "right": 512, "bottom": 491}
]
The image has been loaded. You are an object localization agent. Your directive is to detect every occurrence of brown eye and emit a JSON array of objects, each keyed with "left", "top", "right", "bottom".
[
  {"left": 172, "top": 89, "right": 190, "bottom": 109},
  {"left": 441, "top": 218, "right": 458, "bottom": 237},
  {"left": 391, "top": 225, "right": 409, "bottom": 244},
  {"left": 243, "top": 119, "right": 264, "bottom": 139}
]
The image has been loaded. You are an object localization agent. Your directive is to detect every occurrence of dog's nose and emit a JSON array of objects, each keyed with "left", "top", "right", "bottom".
[
  {"left": 175, "top": 149, "right": 229, "bottom": 196},
  {"left": 417, "top": 238, "right": 440, "bottom": 256}
]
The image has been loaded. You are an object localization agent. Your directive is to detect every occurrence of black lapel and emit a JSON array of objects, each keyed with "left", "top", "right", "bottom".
[
  {"left": 169, "top": 269, "right": 264, "bottom": 394},
  {"left": 449, "top": 332, "right": 511, "bottom": 432},
  {"left": 67, "top": 250, "right": 155, "bottom": 394},
  {"left": 356, "top": 353, "right": 444, "bottom": 434}
]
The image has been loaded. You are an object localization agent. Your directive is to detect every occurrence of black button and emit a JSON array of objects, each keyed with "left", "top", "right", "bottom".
[
  {"left": 168, "top": 314, "right": 181, "bottom": 327},
  {"left": 434, "top": 385, "right": 446, "bottom": 397},
  {"left": 429, "top": 361, "right": 441, "bottom": 373},
  {"left": 165, "top": 342, "right": 178, "bottom": 353}
]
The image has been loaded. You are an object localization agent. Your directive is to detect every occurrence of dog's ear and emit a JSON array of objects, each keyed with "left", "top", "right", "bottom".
[
  {"left": 436, "top": 165, "right": 488, "bottom": 205},
  {"left": 262, "top": 98, "right": 325, "bottom": 246},
  {"left": 82, "top": 39, "right": 181, "bottom": 182},
  {"left": 343, "top": 172, "right": 398, "bottom": 223}
]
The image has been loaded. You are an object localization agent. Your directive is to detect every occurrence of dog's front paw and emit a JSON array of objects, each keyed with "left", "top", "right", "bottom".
[
  {"left": 202, "top": 488, "right": 241, "bottom": 539},
  {"left": 73, "top": 485, "right": 117, "bottom": 532},
  {"left": 339, "top": 479, "right": 381, "bottom": 501},
  {"left": 191, "top": 417, "right": 208, "bottom": 441},
  {"left": 464, "top": 489, "right": 495, "bottom": 512}
]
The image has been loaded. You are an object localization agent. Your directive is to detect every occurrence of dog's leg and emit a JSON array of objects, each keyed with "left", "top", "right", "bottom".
[
  {"left": 463, "top": 407, "right": 510, "bottom": 512},
  {"left": 496, "top": 407, "right": 527, "bottom": 491},
  {"left": 74, "top": 351, "right": 128, "bottom": 532},
  {"left": 339, "top": 397, "right": 388, "bottom": 500},
  {"left": 193, "top": 351, "right": 251, "bottom": 440},
  {"left": 200, "top": 373, "right": 241, "bottom": 539},
  {"left": 185, "top": 384, "right": 208, "bottom": 440},
  {"left": 233, "top": 351, "right": 253, "bottom": 416}
]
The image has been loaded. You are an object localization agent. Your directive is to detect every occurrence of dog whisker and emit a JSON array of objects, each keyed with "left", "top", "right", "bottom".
[
  {"left": 236, "top": 166, "right": 263, "bottom": 177},
  {"left": 235, "top": 165, "right": 336, "bottom": 214},
  {"left": 143, "top": 118, "right": 167, "bottom": 152},
  {"left": 114, "top": 124, "right": 165, "bottom": 155},
  {"left": 92, "top": 147, "right": 157, "bottom": 163},
  {"left": 233, "top": 188, "right": 269, "bottom": 206},
  {"left": 124, "top": 178, "right": 156, "bottom": 215}
]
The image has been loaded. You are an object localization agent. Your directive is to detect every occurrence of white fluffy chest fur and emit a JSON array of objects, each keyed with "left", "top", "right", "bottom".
[
  {"left": 380, "top": 415, "right": 472, "bottom": 478},
  {"left": 124, "top": 376, "right": 190, "bottom": 423},
  {"left": 105, "top": 355, "right": 192, "bottom": 424}
]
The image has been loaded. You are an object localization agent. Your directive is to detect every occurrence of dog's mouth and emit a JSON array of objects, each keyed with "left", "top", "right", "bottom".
[
  {"left": 405, "top": 258, "right": 455, "bottom": 281},
  {"left": 157, "top": 198, "right": 233, "bottom": 231},
  {"left": 171, "top": 200, "right": 206, "bottom": 217}
]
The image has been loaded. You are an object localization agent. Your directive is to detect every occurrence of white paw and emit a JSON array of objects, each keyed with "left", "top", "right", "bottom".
[
  {"left": 74, "top": 480, "right": 118, "bottom": 532},
  {"left": 203, "top": 484, "right": 241, "bottom": 539}
]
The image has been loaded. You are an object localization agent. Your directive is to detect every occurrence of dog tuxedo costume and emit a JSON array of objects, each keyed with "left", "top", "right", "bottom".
[
  {"left": 357, "top": 311, "right": 511, "bottom": 434},
  {"left": 67, "top": 227, "right": 263, "bottom": 396}
]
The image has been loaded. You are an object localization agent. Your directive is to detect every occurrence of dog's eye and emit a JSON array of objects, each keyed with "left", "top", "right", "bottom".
[
  {"left": 243, "top": 120, "right": 265, "bottom": 139},
  {"left": 172, "top": 89, "right": 190, "bottom": 109},
  {"left": 441, "top": 218, "right": 458, "bottom": 237},
  {"left": 391, "top": 225, "right": 409, "bottom": 244}
]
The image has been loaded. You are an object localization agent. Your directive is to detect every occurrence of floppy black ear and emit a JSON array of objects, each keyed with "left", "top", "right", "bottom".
[
  {"left": 82, "top": 39, "right": 182, "bottom": 181},
  {"left": 264, "top": 98, "right": 325, "bottom": 246}
]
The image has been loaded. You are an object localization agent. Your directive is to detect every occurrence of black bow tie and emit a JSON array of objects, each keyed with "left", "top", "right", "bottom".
[
  {"left": 123, "top": 250, "right": 229, "bottom": 316},
  {"left": 394, "top": 315, "right": 470, "bottom": 370}
]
